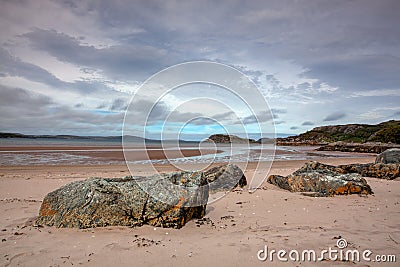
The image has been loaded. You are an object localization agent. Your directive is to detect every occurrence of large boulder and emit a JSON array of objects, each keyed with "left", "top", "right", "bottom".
[
  {"left": 204, "top": 164, "right": 247, "bottom": 193},
  {"left": 375, "top": 148, "right": 400, "bottom": 164},
  {"left": 36, "top": 171, "right": 209, "bottom": 229},
  {"left": 268, "top": 161, "right": 373, "bottom": 197},
  {"left": 294, "top": 161, "right": 399, "bottom": 180}
]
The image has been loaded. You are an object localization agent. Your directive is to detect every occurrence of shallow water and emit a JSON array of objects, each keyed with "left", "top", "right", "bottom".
[{"left": 0, "top": 139, "right": 370, "bottom": 166}]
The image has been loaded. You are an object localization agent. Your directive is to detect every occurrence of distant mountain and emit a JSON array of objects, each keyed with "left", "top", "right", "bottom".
[
  {"left": 0, "top": 132, "right": 125, "bottom": 141},
  {"left": 277, "top": 120, "right": 400, "bottom": 145},
  {"left": 0, "top": 132, "right": 199, "bottom": 143},
  {"left": 0, "top": 132, "right": 27, "bottom": 138}
]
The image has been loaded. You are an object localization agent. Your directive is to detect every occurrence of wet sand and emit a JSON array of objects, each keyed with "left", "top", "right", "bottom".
[
  {"left": 0, "top": 153, "right": 399, "bottom": 266},
  {"left": 0, "top": 145, "right": 221, "bottom": 165}
]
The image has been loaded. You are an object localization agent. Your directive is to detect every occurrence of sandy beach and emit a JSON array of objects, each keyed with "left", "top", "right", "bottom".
[
  {"left": 0, "top": 149, "right": 399, "bottom": 266},
  {"left": 0, "top": 145, "right": 221, "bottom": 166}
]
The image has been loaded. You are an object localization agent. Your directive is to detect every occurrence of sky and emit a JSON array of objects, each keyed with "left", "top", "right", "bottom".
[{"left": 0, "top": 0, "right": 399, "bottom": 139}]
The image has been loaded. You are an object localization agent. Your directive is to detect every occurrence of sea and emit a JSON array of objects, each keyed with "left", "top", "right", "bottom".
[{"left": 0, "top": 138, "right": 368, "bottom": 166}]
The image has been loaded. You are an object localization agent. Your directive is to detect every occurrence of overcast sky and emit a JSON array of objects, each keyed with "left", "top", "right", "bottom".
[{"left": 0, "top": 0, "right": 399, "bottom": 139}]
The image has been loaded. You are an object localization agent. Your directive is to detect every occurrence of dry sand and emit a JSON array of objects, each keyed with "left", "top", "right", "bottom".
[{"left": 0, "top": 155, "right": 399, "bottom": 266}]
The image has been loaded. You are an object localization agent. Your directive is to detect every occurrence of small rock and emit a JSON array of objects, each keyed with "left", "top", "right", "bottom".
[{"left": 204, "top": 164, "right": 247, "bottom": 193}]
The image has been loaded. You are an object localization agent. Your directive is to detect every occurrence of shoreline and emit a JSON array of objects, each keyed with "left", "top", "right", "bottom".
[
  {"left": 0, "top": 144, "right": 375, "bottom": 167},
  {"left": 0, "top": 145, "right": 223, "bottom": 166}
]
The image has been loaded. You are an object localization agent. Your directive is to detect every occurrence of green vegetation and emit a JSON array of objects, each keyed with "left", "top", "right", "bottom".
[
  {"left": 282, "top": 120, "right": 400, "bottom": 144},
  {"left": 368, "top": 124, "right": 400, "bottom": 143}
]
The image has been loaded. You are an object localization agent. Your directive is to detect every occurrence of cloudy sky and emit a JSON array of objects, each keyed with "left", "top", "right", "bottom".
[{"left": 0, "top": 0, "right": 399, "bottom": 139}]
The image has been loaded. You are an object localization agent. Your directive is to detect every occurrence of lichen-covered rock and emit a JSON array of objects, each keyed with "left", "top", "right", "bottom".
[
  {"left": 375, "top": 148, "right": 400, "bottom": 164},
  {"left": 268, "top": 173, "right": 372, "bottom": 197},
  {"left": 294, "top": 161, "right": 399, "bottom": 180},
  {"left": 268, "top": 161, "right": 373, "bottom": 196},
  {"left": 338, "top": 163, "right": 400, "bottom": 180},
  {"left": 204, "top": 164, "right": 247, "bottom": 193},
  {"left": 36, "top": 171, "right": 209, "bottom": 229}
]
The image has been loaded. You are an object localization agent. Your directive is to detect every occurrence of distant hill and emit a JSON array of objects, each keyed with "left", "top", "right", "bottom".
[
  {"left": 0, "top": 132, "right": 124, "bottom": 141},
  {"left": 277, "top": 120, "right": 400, "bottom": 145},
  {"left": 0, "top": 132, "right": 27, "bottom": 138},
  {"left": 206, "top": 134, "right": 258, "bottom": 144},
  {"left": 0, "top": 132, "right": 199, "bottom": 144}
]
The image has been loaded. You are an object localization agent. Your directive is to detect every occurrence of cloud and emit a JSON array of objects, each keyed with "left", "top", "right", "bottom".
[
  {"left": 96, "top": 103, "right": 107, "bottom": 109},
  {"left": 271, "top": 108, "right": 287, "bottom": 114},
  {"left": 110, "top": 98, "right": 128, "bottom": 111},
  {"left": 323, "top": 111, "right": 346, "bottom": 122},
  {"left": 392, "top": 111, "right": 400, "bottom": 117},
  {"left": 290, "top": 126, "right": 299, "bottom": 130},
  {"left": 350, "top": 89, "right": 400, "bottom": 97},
  {"left": 0, "top": 47, "right": 123, "bottom": 96},
  {"left": 1, "top": 0, "right": 400, "bottom": 136},
  {"left": 213, "top": 111, "right": 235, "bottom": 121},
  {"left": 301, "top": 121, "right": 314, "bottom": 126},
  {"left": 22, "top": 28, "right": 169, "bottom": 81},
  {"left": 0, "top": 48, "right": 66, "bottom": 89},
  {"left": 305, "top": 55, "right": 400, "bottom": 92},
  {"left": 0, "top": 84, "right": 125, "bottom": 135},
  {"left": 0, "top": 85, "right": 53, "bottom": 117},
  {"left": 241, "top": 112, "right": 274, "bottom": 125}
]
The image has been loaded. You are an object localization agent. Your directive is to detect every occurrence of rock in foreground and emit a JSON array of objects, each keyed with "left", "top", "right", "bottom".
[
  {"left": 375, "top": 148, "right": 400, "bottom": 164},
  {"left": 338, "top": 163, "right": 400, "bottom": 180},
  {"left": 36, "top": 171, "right": 209, "bottom": 229},
  {"left": 295, "top": 161, "right": 399, "bottom": 180},
  {"left": 204, "top": 164, "right": 247, "bottom": 193},
  {"left": 268, "top": 162, "right": 373, "bottom": 197}
]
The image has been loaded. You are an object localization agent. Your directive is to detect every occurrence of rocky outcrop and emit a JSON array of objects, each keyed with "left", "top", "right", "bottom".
[
  {"left": 268, "top": 161, "right": 373, "bottom": 196},
  {"left": 317, "top": 141, "right": 400, "bottom": 154},
  {"left": 257, "top": 137, "right": 275, "bottom": 144},
  {"left": 204, "top": 164, "right": 247, "bottom": 193},
  {"left": 206, "top": 134, "right": 257, "bottom": 144},
  {"left": 276, "top": 140, "right": 325, "bottom": 146},
  {"left": 277, "top": 120, "right": 400, "bottom": 146},
  {"left": 294, "top": 161, "right": 399, "bottom": 180},
  {"left": 36, "top": 171, "right": 209, "bottom": 229},
  {"left": 375, "top": 148, "right": 400, "bottom": 164}
]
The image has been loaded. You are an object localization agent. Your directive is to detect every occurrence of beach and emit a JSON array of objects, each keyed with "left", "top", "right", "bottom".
[{"left": 0, "top": 145, "right": 399, "bottom": 267}]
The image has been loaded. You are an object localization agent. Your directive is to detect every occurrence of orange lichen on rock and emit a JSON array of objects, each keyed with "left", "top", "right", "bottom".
[
  {"left": 268, "top": 161, "right": 373, "bottom": 197},
  {"left": 39, "top": 200, "right": 56, "bottom": 216}
]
